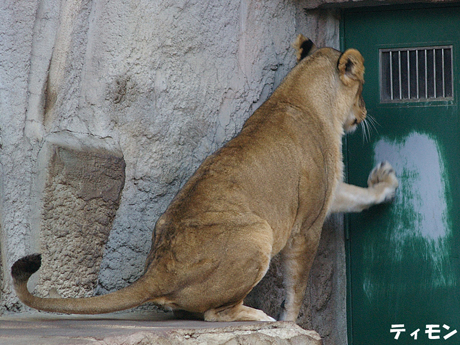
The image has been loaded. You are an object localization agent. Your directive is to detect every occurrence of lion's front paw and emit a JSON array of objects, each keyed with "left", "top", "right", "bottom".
[{"left": 367, "top": 161, "right": 399, "bottom": 203}]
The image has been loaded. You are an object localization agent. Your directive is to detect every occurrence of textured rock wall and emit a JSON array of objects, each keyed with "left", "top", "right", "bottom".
[
  {"left": 0, "top": 0, "right": 297, "bottom": 308},
  {"left": 0, "top": 0, "right": 42, "bottom": 311},
  {"left": 33, "top": 132, "right": 125, "bottom": 298},
  {"left": 90, "top": 0, "right": 298, "bottom": 294},
  {"left": 0, "top": 0, "right": 345, "bottom": 343}
]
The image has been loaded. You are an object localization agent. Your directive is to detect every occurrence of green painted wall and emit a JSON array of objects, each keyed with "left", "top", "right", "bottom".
[{"left": 344, "top": 5, "right": 460, "bottom": 344}]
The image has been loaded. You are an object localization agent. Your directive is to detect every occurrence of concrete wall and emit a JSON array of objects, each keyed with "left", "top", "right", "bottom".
[{"left": 0, "top": 1, "right": 344, "bottom": 344}]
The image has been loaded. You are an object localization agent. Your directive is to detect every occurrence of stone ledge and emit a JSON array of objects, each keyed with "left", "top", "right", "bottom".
[{"left": 0, "top": 313, "right": 322, "bottom": 345}]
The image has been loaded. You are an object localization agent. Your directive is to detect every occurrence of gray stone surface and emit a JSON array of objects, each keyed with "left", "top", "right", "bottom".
[
  {"left": 0, "top": 313, "right": 322, "bottom": 345},
  {"left": 31, "top": 132, "right": 125, "bottom": 299},
  {"left": 0, "top": 0, "right": 346, "bottom": 344},
  {"left": 0, "top": 0, "right": 297, "bottom": 309}
]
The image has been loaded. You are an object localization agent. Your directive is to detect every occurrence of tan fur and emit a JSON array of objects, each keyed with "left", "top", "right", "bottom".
[{"left": 12, "top": 38, "right": 398, "bottom": 322}]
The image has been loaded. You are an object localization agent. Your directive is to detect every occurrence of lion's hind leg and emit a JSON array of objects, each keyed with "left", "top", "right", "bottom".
[
  {"left": 204, "top": 301, "right": 275, "bottom": 322},
  {"left": 279, "top": 223, "right": 323, "bottom": 322},
  {"left": 202, "top": 223, "right": 275, "bottom": 322},
  {"left": 174, "top": 218, "right": 274, "bottom": 322}
]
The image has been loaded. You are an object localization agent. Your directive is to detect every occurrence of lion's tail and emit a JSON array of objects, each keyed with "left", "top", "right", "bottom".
[{"left": 11, "top": 254, "right": 153, "bottom": 314}]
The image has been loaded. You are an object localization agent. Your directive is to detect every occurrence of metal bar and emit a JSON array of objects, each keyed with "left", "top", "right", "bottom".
[
  {"left": 416, "top": 49, "right": 419, "bottom": 99},
  {"left": 398, "top": 51, "right": 402, "bottom": 100},
  {"left": 433, "top": 49, "right": 436, "bottom": 98},
  {"left": 407, "top": 50, "right": 411, "bottom": 99},
  {"left": 425, "top": 49, "right": 428, "bottom": 99},
  {"left": 451, "top": 48, "right": 454, "bottom": 98},
  {"left": 442, "top": 48, "right": 445, "bottom": 98},
  {"left": 390, "top": 51, "right": 393, "bottom": 100}
]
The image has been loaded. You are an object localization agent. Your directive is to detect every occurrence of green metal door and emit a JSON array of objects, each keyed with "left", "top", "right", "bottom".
[{"left": 343, "top": 5, "right": 460, "bottom": 344}]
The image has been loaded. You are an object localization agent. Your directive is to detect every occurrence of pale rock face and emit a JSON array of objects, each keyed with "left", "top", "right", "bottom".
[
  {"left": 0, "top": 0, "right": 296, "bottom": 308},
  {"left": 32, "top": 132, "right": 126, "bottom": 299},
  {"left": 0, "top": 0, "right": 345, "bottom": 343}
]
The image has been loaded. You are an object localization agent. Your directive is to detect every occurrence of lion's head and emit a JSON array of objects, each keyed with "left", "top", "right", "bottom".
[
  {"left": 338, "top": 48, "right": 367, "bottom": 133},
  {"left": 292, "top": 34, "right": 367, "bottom": 134}
]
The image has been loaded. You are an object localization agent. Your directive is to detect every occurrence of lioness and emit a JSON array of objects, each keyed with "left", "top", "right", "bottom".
[{"left": 12, "top": 36, "right": 398, "bottom": 322}]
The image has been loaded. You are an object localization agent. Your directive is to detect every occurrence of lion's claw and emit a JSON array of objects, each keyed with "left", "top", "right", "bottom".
[{"left": 367, "top": 161, "right": 399, "bottom": 203}]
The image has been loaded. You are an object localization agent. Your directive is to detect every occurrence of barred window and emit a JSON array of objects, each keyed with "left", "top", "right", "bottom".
[{"left": 380, "top": 46, "right": 453, "bottom": 102}]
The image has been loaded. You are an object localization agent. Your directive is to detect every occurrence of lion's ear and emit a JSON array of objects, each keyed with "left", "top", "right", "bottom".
[
  {"left": 292, "top": 34, "right": 317, "bottom": 62},
  {"left": 338, "top": 49, "right": 365, "bottom": 86}
]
